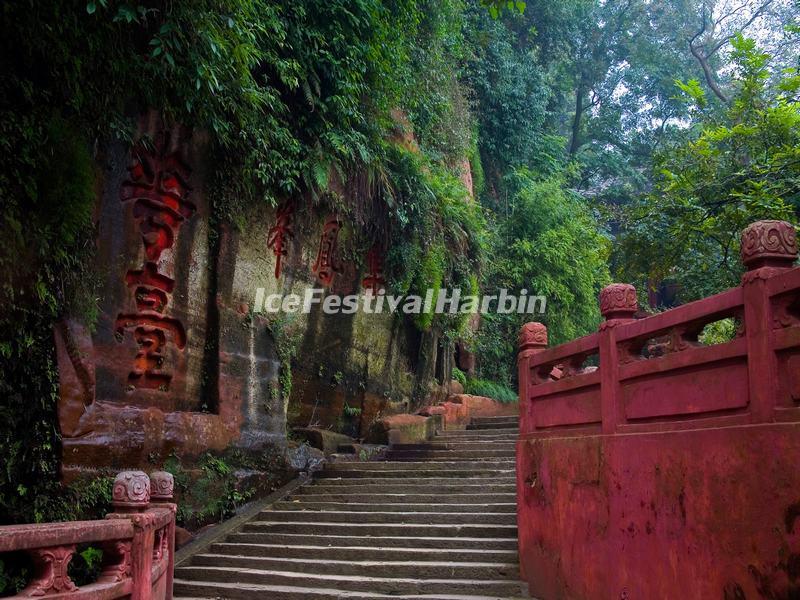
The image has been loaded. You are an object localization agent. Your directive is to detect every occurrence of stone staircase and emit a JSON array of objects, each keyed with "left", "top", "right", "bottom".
[{"left": 174, "top": 414, "right": 526, "bottom": 599}]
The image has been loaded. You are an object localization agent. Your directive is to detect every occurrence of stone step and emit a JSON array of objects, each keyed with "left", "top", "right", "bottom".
[
  {"left": 174, "top": 579, "right": 529, "bottom": 600},
  {"left": 325, "top": 460, "right": 515, "bottom": 471},
  {"left": 207, "top": 542, "right": 519, "bottom": 563},
  {"left": 255, "top": 510, "right": 517, "bottom": 525},
  {"left": 385, "top": 449, "right": 515, "bottom": 460},
  {"left": 431, "top": 437, "right": 518, "bottom": 444},
  {"left": 175, "top": 410, "right": 526, "bottom": 599},
  {"left": 275, "top": 500, "right": 517, "bottom": 513},
  {"left": 298, "top": 481, "right": 516, "bottom": 494},
  {"left": 242, "top": 521, "right": 518, "bottom": 539},
  {"left": 436, "top": 429, "right": 518, "bottom": 439},
  {"left": 391, "top": 441, "right": 517, "bottom": 451},
  {"left": 467, "top": 421, "right": 519, "bottom": 430},
  {"left": 292, "top": 492, "right": 517, "bottom": 504},
  {"left": 174, "top": 566, "right": 527, "bottom": 597},
  {"left": 316, "top": 468, "right": 514, "bottom": 479},
  {"left": 226, "top": 532, "right": 519, "bottom": 550},
  {"left": 189, "top": 553, "right": 520, "bottom": 581},
  {"left": 471, "top": 416, "right": 519, "bottom": 425}
]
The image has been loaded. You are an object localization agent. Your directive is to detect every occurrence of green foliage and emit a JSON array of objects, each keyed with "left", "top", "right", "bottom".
[
  {"left": 698, "top": 318, "right": 737, "bottom": 346},
  {"left": 477, "top": 169, "right": 610, "bottom": 383},
  {"left": 481, "top": 0, "right": 526, "bottom": 19},
  {"left": 617, "top": 38, "right": 800, "bottom": 302},
  {"left": 675, "top": 78, "right": 708, "bottom": 109},
  {"left": 384, "top": 144, "right": 487, "bottom": 339},
  {"left": 0, "top": 556, "right": 29, "bottom": 596},
  {"left": 464, "top": 377, "right": 517, "bottom": 403},
  {"left": 163, "top": 450, "right": 283, "bottom": 529},
  {"left": 68, "top": 545, "right": 104, "bottom": 587},
  {"left": 452, "top": 366, "right": 467, "bottom": 387},
  {"left": 266, "top": 314, "right": 304, "bottom": 408},
  {"left": 343, "top": 401, "right": 362, "bottom": 417},
  {"left": 3, "top": 0, "right": 749, "bottom": 525},
  {"left": 464, "top": 5, "right": 551, "bottom": 201}
]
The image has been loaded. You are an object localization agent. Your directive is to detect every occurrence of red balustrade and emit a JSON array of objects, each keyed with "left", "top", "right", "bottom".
[
  {"left": 516, "top": 220, "right": 800, "bottom": 598},
  {"left": 0, "top": 471, "right": 176, "bottom": 600},
  {"left": 518, "top": 219, "right": 800, "bottom": 436}
]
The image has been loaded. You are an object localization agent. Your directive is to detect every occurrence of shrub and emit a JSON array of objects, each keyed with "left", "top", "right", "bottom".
[
  {"left": 452, "top": 366, "right": 467, "bottom": 387},
  {"left": 465, "top": 378, "right": 517, "bottom": 403}
]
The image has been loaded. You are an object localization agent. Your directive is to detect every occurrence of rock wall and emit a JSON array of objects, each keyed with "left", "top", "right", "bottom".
[{"left": 56, "top": 117, "right": 423, "bottom": 480}]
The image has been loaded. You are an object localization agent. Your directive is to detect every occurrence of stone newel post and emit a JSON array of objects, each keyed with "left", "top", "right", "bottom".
[
  {"left": 109, "top": 471, "right": 153, "bottom": 600},
  {"left": 149, "top": 471, "right": 176, "bottom": 600},
  {"left": 598, "top": 283, "right": 638, "bottom": 433},
  {"left": 112, "top": 471, "right": 151, "bottom": 512},
  {"left": 599, "top": 283, "right": 638, "bottom": 322},
  {"left": 518, "top": 322, "right": 548, "bottom": 433},
  {"left": 740, "top": 219, "right": 798, "bottom": 272},
  {"left": 740, "top": 220, "right": 799, "bottom": 422}
]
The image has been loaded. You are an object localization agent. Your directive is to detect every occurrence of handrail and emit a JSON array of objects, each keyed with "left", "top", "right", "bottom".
[
  {"left": 518, "top": 219, "right": 800, "bottom": 437},
  {"left": 0, "top": 471, "right": 177, "bottom": 600}
]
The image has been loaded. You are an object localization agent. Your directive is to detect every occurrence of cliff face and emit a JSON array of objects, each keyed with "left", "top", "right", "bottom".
[{"left": 55, "top": 118, "right": 421, "bottom": 481}]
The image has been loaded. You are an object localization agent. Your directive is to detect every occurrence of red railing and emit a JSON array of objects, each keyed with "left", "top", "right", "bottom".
[
  {"left": 517, "top": 219, "right": 800, "bottom": 437},
  {"left": 0, "top": 471, "right": 176, "bottom": 600}
]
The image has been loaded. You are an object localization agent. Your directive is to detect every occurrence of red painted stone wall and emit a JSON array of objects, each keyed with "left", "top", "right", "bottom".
[
  {"left": 517, "top": 424, "right": 800, "bottom": 599},
  {"left": 516, "top": 221, "right": 800, "bottom": 599}
]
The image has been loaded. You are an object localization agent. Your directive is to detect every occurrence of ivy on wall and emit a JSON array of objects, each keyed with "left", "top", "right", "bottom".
[{"left": 0, "top": 0, "right": 492, "bottom": 523}]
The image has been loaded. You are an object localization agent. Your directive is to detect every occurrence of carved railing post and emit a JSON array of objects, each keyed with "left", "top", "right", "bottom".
[
  {"left": 518, "top": 323, "right": 548, "bottom": 433},
  {"left": 21, "top": 545, "right": 78, "bottom": 597},
  {"left": 740, "top": 220, "right": 798, "bottom": 422},
  {"left": 150, "top": 471, "right": 176, "bottom": 600},
  {"left": 598, "top": 284, "right": 638, "bottom": 433},
  {"left": 109, "top": 471, "right": 153, "bottom": 600}
]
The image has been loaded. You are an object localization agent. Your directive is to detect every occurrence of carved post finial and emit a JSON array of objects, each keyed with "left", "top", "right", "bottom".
[
  {"left": 149, "top": 471, "right": 174, "bottom": 503},
  {"left": 519, "top": 322, "right": 548, "bottom": 353},
  {"left": 599, "top": 283, "right": 638, "bottom": 321},
  {"left": 112, "top": 471, "right": 150, "bottom": 511},
  {"left": 740, "top": 220, "right": 798, "bottom": 271}
]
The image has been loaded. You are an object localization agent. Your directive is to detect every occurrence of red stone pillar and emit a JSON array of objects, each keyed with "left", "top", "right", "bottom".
[
  {"left": 109, "top": 471, "right": 153, "bottom": 600},
  {"left": 598, "top": 284, "right": 638, "bottom": 434},
  {"left": 740, "top": 220, "right": 798, "bottom": 423},
  {"left": 518, "top": 322, "right": 548, "bottom": 434},
  {"left": 150, "top": 471, "right": 176, "bottom": 600}
]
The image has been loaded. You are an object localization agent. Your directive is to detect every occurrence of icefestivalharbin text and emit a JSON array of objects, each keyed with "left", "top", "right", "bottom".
[{"left": 253, "top": 287, "right": 547, "bottom": 315}]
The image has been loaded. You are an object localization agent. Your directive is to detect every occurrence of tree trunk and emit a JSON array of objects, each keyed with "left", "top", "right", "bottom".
[
  {"left": 689, "top": 43, "right": 729, "bottom": 103},
  {"left": 569, "top": 85, "right": 585, "bottom": 155}
]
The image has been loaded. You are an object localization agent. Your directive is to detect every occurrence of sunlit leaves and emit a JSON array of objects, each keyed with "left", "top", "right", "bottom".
[{"left": 617, "top": 38, "right": 800, "bottom": 303}]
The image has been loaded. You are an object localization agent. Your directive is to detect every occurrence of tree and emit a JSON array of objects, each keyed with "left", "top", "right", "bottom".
[
  {"left": 617, "top": 36, "right": 800, "bottom": 302},
  {"left": 477, "top": 169, "right": 610, "bottom": 383}
]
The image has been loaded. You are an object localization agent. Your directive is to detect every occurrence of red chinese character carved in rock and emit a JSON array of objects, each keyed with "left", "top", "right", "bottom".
[
  {"left": 115, "top": 133, "right": 195, "bottom": 391},
  {"left": 267, "top": 200, "right": 295, "bottom": 278},
  {"left": 312, "top": 216, "right": 343, "bottom": 287},
  {"left": 362, "top": 243, "right": 386, "bottom": 294}
]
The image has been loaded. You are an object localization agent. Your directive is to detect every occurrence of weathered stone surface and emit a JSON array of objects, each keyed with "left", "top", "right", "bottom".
[
  {"left": 518, "top": 423, "right": 800, "bottom": 599},
  {"left": 175, "top": 526, "right": 193, "bottom": 549},
  {"left": 149, "top": 471, "right": 174, "bottom": 501},
  {"left": 54, "top": 114, "right": 425, "bottom": 481},
  {"left": 365, "top": 414, "right": 436, "bottom": 445},
  {"left": 441, "top": 400, "right": 470, "bottom": 429},
  {"left": 293, "top": 428, "right": 354, "bottom": 456},
  {"left": 448, "top": 379, "right": 464, "bottom": 395},
  {"left": 417, "top": 405, "right": 446, "bottom": 417},
  {"left": 173, "top": 415, "right": 525, "bottom": 598},
  {"left": 449, "top": 394, "right": 519, "bottom": 418},
  {"left": 284, "top": 444, "right": 326, "bottom": 473}
]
